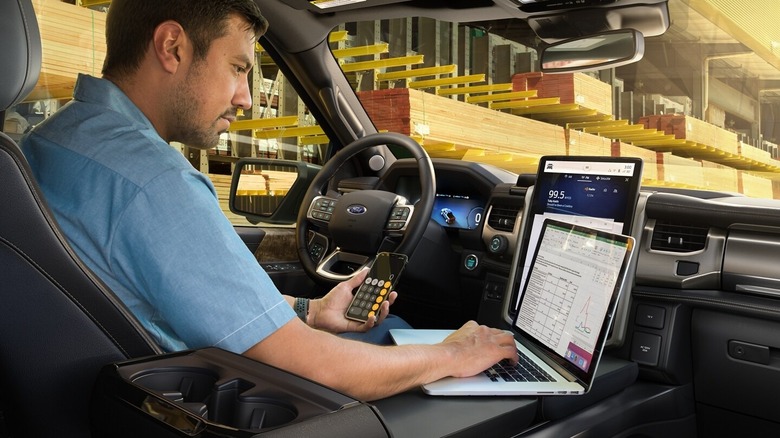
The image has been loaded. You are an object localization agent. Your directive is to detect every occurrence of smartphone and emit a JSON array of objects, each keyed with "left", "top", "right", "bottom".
[{"left": 345, "top": 252, "right": 408, "bottom": 323}]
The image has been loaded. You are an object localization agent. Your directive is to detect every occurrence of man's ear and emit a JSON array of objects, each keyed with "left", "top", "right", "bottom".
[{"left": 153, "top": 20, "right": 189, "bottom": 74}]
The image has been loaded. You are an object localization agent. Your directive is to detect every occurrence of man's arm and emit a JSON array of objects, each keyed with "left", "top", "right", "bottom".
[{"left": 243, "top": 318, "right": 517, "bottom": 401}]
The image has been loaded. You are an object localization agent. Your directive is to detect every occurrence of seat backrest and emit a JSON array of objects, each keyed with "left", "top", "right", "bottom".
[{"left": 0, "top": 1, "right": 161, "bottom": 436}]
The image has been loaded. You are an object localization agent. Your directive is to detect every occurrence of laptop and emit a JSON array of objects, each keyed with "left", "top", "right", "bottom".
[{"left": 391, "top": 218, "right": 635, "bottom": 396}]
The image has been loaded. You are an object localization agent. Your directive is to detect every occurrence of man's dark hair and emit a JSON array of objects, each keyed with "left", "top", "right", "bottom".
[{"left": 102, "top": 0, "right": 267, "bottom": 78}]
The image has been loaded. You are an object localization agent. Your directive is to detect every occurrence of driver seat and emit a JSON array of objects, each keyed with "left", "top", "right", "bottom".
[{"left": 0, "top": 1, "right": 161, "bottom": 436}]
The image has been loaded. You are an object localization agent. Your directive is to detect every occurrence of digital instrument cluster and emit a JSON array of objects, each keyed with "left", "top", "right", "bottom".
[{"left": 431, "top": 193, "right": 485, "bottom": 230}]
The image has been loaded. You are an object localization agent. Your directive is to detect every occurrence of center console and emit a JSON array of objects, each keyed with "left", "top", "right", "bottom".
[{"left": 91, "top": 348, "right": 391, "bottom": 437}]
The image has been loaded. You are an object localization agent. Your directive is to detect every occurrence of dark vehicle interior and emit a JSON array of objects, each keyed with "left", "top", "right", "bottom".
[{"left": 5, "top": 0, "right": 780, "bottom": 436}]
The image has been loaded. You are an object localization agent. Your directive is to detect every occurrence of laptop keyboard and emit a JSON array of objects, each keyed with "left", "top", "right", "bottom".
[{"left": 484, "top": 350, "right": 556, "bottom": 383}]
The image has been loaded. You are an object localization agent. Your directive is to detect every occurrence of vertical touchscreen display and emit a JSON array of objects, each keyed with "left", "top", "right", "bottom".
[{"left": 511, "top": 157, "right": 643, "bottom": 315}]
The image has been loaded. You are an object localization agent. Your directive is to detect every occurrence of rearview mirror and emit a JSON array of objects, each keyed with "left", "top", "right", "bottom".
[
  {"left": 540, "top": 29, "right": 645, "bottom": 73},
  {"left": 230, "top": 159, "right": 320, "bottom": 224}
]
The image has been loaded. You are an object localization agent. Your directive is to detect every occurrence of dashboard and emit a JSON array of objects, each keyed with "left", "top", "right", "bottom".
[
  {"left": 383, "top": 159, "right": 514, "bottom": 233},
  {"left": 376, "top": 157, "right": 780, "bottom": 334},
  {"left": 345, "top": 156, "right": 780, "bottom": 432}
]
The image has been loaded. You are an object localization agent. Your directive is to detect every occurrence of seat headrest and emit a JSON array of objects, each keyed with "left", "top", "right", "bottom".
[{"left": 0, "top": 0, "right": 42, "bottom": 112}]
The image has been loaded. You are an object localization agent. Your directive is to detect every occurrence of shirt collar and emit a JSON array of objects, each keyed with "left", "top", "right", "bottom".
[{"left": 73, "top": 73, "right": 157, "bottom": 133}]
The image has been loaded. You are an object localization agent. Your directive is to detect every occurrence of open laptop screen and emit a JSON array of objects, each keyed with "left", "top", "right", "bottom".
[
  {"left": 513, "top": 219, "right": 634, "bottom": 381},
  {"left": 511, "top": 156, "right": 643, "bottom": 316}
]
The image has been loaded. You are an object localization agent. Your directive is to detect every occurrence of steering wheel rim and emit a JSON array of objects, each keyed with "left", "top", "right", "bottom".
[{"left": 296, "top": 132, "right": 435, "bottom": 284}]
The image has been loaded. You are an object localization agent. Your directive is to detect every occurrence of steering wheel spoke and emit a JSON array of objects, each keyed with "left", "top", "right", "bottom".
[
  {"left": 306, "top": 230, "right": 330, "bottom": 264},
  {"left": 385, "top": 204, "right": 414, "bottom": 231},
  {"left": 315, "top": 250, "right": 372, "bottom": 282},
  {"left": 307, "top": 195, "right": 337, "bottom": 223}
]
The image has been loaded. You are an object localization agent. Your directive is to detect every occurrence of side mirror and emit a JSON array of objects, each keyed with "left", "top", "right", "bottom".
[
  {"left": 540, "top": 29, "right": 645, "bottom": 73},
  {"left": 229, "top": 158, "right": 320, "bottom": 224}
]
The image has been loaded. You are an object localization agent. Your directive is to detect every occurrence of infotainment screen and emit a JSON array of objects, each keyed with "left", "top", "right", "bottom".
[{"left": 510, "top": 156, "right": 643, "bottom": 315}]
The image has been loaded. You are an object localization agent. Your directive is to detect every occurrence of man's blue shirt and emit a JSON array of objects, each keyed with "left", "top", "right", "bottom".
[{"left": 21, "top": 74, "right": 295, "bottom": 353}]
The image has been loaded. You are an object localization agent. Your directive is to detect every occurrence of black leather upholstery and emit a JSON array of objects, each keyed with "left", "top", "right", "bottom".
[
  {"left": 0, "top": 0, "right": 41, "bottom": 111},
  {"left": 0, "top": 1, "right": 161, "bottom": 436}
]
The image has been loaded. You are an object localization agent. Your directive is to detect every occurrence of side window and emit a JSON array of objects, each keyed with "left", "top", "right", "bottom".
[{"left": 207, "top": 43, "right": 328, "bottom": 226}]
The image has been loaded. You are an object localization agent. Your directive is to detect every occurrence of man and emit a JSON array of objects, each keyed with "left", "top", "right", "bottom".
[{"left": 21, "top": 0, "right": 517, "bottom": 401}]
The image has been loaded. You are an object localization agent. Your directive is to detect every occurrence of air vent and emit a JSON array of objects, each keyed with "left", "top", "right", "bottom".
[
  {"left": 487, "top": 205, "right": 520, "bottom": 232},
  {"left": 650, "top": 221, "right": 708, "bottom": 252}
]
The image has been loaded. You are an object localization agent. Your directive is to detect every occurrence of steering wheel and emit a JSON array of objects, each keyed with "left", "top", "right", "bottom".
[{"left": 296, "top": 132, "right": 435, "bottom": 284}]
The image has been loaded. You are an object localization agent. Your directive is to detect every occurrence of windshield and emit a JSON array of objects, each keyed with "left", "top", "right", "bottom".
[
  {"left": 6, "top": 1, "right": 779, "bottom": 226},
  {"left": 333, "top": 5, "right": 780, "bottom": 199}
]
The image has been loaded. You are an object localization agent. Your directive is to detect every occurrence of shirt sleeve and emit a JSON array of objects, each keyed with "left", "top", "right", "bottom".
[{"left": 109, "top": 166, "right": 295, "bottom": 353}]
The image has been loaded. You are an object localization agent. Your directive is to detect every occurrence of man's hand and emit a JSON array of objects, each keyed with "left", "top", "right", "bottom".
[
  {"left": 308, "top": 269, "right": 397, "bottom": 334},
  {"left": 441, "top": 321, "right": 519, "bottom": 378}
]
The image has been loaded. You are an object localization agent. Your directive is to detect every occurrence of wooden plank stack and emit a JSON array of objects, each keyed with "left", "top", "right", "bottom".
[
  {"left": 208, "top": 174, "right": 253, "bottom": 225},
  {"left": 357, "top": 88, "right": 567, "bottom": 157},
  {"left": 29, "top": 0, "right": 107, "bottom": 101},
  {"left": 739, "top": 142, "right": 778, "bottom": 168},
  {"left": 512, "top": 72, "right": 613, "bottom": 115},
  {"left": 656, "top": 152, "right": 704, "bottom": 188},
  {"left": 699, "top": 160, "right": 739, "bottom": 193},
  {"left": 739, "top": 172, "right": 774, "bottom": 198},
  {"left": 640, "top": 114, "right": 739, "bottom": 156},
  {"left": 566, "top": 130, "right": 611, "bottom": 156}
]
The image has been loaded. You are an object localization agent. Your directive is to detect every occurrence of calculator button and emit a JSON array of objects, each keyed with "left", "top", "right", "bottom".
[
  {"left": 384, "top": 281, "right": 392, "bottom": 288},
  {"left": 379, "top": 288, "right": 388, "bottom": 296}
]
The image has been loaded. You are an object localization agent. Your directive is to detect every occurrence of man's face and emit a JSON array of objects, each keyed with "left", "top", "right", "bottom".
[{"left": 170, "top": 15, "right": 256, "bottom": 149}]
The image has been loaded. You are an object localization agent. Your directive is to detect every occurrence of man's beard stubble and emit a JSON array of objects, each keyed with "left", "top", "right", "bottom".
[{"left": 169, "top": 67, "right": 234, "bottom": 150}]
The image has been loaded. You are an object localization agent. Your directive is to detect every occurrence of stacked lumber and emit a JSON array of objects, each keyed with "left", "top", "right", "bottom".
[
  {"left": 30, "top": 0, "right": 107, "bottom": 101},
  {"left": 656, "top": 152, "right": 704, "bottom": 188},
  {"left": 739, "top": 142, "right": 778, "bottom": 168},
  {"left": 512, "top": 72, "right": 613, "bottom": 115},
  {"left": 357, "top": 88, "right": 567, "bottom": 157},
  {"left": 208, "top": 174, "right": 253, "bottom": 225},
  {"left": 567, "top": 130, "right": 611, "bottom": 156},
  {"left": 640, "top": 115, "right": 739, "bottom": 156},
  {"left": 739, "top": 172, "right": 774, "bottom": 198},
  {"left": 699, "top": 160, "right": 739, "bottom": 193},
  {"left": 209, "top": 172, "right": 294, "bottom": 225},
  {"left": 611, "top": 141, "right": 659, "bottom": 182}
]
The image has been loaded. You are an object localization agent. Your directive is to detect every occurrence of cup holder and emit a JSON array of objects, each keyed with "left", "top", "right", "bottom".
[
  {"left": 208, "top": 377, "right": 298, "bottom": 430},
  {"left": 131, "top": 367, "right": 298, "bottom": 431},
  {"left": 223, "top": 396, "right": 297, "bottom": 429},
  {"left": 131, "top": 367, "right": 218, "bottom": 418},
  {"left": 94, "top": 349, "right": 389, "bottom": 437}
]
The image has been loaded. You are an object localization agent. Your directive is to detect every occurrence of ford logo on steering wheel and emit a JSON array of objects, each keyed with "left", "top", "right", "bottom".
[{"left": 346, "top": 204, "right": 367, "bottom": 215}]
